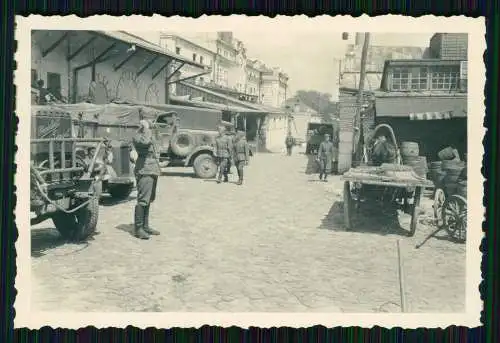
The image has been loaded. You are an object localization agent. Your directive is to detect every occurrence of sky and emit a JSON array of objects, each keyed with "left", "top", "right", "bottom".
[
  {"left": 231, "top": 32, "right": 433, "bottom": 96},
  {"left": 131, "top": 31, "right": 433, "bottom": 98}
]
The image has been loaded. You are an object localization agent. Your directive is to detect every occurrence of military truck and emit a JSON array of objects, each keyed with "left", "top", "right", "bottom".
[
  {"left": 145, "top": 103, "right": 242, "bottom": 179},
  {"left": 30, "top": 106, "right": 105, "bottom": 241}
]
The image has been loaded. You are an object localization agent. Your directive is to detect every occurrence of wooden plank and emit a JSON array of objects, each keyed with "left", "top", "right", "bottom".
[
  {"left": 48, "top": 140, "right": 55, "bottom": 170},
  {"left": 42, "top": 32, "right": 69, "bottom": 57},
  {"left": 114, "top": 50, "right": 139, "bottom": 71},
  {"left": 67, "top": 36, "right": 97, "bottom": 61}
]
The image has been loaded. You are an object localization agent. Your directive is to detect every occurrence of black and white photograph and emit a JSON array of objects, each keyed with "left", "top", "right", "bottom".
[{"left": 15, "top": 15, "right": 484, "bottom": 328}]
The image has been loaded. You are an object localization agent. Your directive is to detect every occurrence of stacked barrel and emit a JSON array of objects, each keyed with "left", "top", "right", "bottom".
[
  {"left": 427, "top": 146, "right": 467, "bottom": 194},
  {"left": 400, "top": 142, "right": 428, "bottom": 177}
]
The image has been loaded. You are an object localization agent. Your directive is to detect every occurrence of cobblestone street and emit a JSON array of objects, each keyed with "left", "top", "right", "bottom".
[{"left": 31, "top": 152, "right": 466, "bottom": 313}]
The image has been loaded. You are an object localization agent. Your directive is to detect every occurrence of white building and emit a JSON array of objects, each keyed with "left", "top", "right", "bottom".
[{"left": 159, "top": 31, "right": 289, "bottom": 107}]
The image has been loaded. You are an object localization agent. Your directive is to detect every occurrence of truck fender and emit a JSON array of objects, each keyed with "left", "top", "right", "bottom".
[{"left": 184, "top": 145, "right": 215, "bottom": 167}]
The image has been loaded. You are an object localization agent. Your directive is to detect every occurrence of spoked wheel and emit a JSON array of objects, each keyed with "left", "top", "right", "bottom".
[
  {"left": 343, "top": 181, "right": 353, "bottom": 230},
  {"left": 409, "top": 186, "right": 422, "bottom": 237},
  {"left": 433, "top": 188, "right": 446, "bottom": 227},
  {"left": 442, "top": 194, "right": 467, "bottom": 243}
]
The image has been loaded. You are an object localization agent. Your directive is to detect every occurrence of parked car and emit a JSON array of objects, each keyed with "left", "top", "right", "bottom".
[{"left": 30, "top": 105, "right": 104, "bottom": 241}]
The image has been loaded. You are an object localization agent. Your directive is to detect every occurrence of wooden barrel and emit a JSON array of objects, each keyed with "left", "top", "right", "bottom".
[
  {"left": 443, "top": 167, "right": 464, "bottom": 184},
  {"left": 438, "top": 147, "right": 456, "bottom": 160},
  {"left": 401, "top": 141, "right": 419, "bottom": 158},
  {"left": 432, "top": 170, "right": 447, "bottom": 186},
  {"left": 441, "top": 159, "right": 464, "bottom": 171},
  {"left": 403, "top": 155, "right": 428, "bottom": 177}
]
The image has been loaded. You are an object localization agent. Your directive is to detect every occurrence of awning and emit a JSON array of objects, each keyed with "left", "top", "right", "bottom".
[
  {"left": 170, "top": 95, "right": 265, "bottom": 115},
  {"left": 375, "top": 95, "right": 467, "bottom": 119},
  {"left": 409, "top": 111, "right": 453, "bottom": 120},
  {"left": 179, "top": 81, "right": 285, "bottom": 114}
]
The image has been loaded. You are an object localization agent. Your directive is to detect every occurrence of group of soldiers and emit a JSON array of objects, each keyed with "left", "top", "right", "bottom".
[
  {"left": 214, "top": 125, "right": 251, "bottom": 185},
  {"left": 130, "top": 120, "right": 250, "bottom": 240}
]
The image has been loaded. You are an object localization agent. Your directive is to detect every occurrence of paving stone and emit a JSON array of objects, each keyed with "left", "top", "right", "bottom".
[{"left": 30, "top": 153, "right": 465, "bottom": 313}]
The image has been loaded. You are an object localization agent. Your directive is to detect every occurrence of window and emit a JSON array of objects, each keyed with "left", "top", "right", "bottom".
[
  {"left": 200, "top": 56, "right": 204, "bottom": 64},
  {"left": 410, "top": 67, "right": 428, "bottom": 90},
  {"left": 176, "top": 47, "right": 181, "bottom": 55},
  {"left": 430, "top": 66, "right": 460, "bottom": 90},
  {"left": 192, "top": 53, "right": 197, "bottom": 61},
  {"left": 391, "top": 67, "right": 411, "bottom": 91}
]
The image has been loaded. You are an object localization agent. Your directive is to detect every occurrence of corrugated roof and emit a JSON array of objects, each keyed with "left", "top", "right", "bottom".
[
  {"left": 96, "top": 31, "right": 206, "bottom": 69},
  {"left": 170, "top": 96, "right": 265, "bottom": 114},
  {"left": 179, "top": 82, "right": 285, "bottom": 114},
  {"left": 375, "top": 95, "right": 467, "bottom": 118}
]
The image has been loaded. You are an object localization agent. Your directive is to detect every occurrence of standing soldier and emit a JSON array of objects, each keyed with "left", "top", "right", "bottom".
[
  {"left": 132, "top": 120, "right": 161, "bottom": 240},
  {"left": 214, "top": 125, "right": 233, "bottom": 183},
  {"left": 285, "top": 132, "right": 295, "bottom": 156},
  {"left": 233, "top": 130, "right": 250, "bottom": 185},
  {"left": 317, "top": 133, "right": 335, "bottom": 182}
]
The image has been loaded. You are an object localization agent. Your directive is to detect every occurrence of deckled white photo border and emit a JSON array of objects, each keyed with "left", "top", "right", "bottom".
[{"left": 14, "top": 14, "right": 485, "bottom": 329}]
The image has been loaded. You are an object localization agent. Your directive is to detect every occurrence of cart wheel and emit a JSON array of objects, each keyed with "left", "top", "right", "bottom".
[
  {"left": 442, "top": 194, "right": 467, "bottom": 243},
  {"left": 433, "top": 188, "right": 446, "bottom": 227},
  {"left": 409, "top": 186, "right": 422, "bottom": 237},
  {"left": 343, "top": 181, "right": 352, "bottom": 230}
]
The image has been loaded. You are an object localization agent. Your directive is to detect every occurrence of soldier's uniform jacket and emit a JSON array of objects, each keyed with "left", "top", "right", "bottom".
[
  {"left": 317, "top": 141, "right": 335, "bottom": 160},
  {"left": 133, "top": 130, "right": 161, "bottom": 176},
  {"left": 233, "top": 137, "right": 250, "bottom": 162},
  {"left": 215, "top": 134, "right": 232, "bottom": 158},
  {"left": 285, "top": 136, "right": 295, "bottom": 147}
]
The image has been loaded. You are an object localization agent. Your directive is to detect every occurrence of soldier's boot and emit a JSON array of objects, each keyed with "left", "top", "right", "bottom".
[
  {"left": 143, "top": 205, "right": 160, "bottom": 236},
  {"left": 134, "top": 205, "right": 150, "bottom": 240},
  {"left": 237, "top": 167, "right": 243, "bottom": 185},
  {"left": 319, "top": 173, "right": 323, "bottom": 180}
]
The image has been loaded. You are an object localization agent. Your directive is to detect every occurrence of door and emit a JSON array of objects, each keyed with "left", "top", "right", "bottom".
[{"left": 47, "top": 72, "right": 61, "bottom": 100}]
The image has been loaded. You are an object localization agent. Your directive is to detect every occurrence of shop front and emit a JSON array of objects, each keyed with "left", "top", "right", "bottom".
[{"left": 374, "top": 94, "right": 467, "bottom": 161}]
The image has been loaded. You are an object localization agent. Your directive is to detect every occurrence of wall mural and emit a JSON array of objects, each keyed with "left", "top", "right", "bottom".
[
  {"left": 145, "top": 83, "right": 160, "bottom": 104},
  {"left": 115, "top": 71, "right": 139, "bottom": 102}
]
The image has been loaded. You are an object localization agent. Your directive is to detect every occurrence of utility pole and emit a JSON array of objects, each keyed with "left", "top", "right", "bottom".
[{"left": 352, "top": 32, "right": 370, "bottom": 165}]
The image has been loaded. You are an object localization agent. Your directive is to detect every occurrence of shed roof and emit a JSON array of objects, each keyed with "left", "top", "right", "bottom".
[
  {"left": 179, "top": 82, "right": 285, "bottom": 114},
  {"left": 375, "top": 95, "right": 467, "bottom": 119}
]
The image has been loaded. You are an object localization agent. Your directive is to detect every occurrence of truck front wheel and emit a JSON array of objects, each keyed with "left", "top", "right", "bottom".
[
  {"left": 52, "top": 195, "right": 99, "bottom": 242},
  {"left": 193, "top": 154, "right": 217, "bottom": 179}
]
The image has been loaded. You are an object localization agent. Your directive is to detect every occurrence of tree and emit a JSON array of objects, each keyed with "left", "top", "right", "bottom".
[{"left": 294, "top": 90, "right": 338, "bottom": 114}]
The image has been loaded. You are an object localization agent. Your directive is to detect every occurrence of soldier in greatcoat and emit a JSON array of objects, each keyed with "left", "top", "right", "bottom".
[
  {"left": 233, "top": 131, "right": 250, "bottom": 185},
  {"left": 214, "top": 125, "right": 233, "bottom": 183},
  {"left": 132, "top": 120, "right": 161, "bottom": 239},
  {"left": 285, "top": 133, "right": 295, "bottom": 156},
  {"left": 317, "top": 133, "right": 335, "bottom": 182}
]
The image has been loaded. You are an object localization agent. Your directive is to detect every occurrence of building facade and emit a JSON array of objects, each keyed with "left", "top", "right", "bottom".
[
  {"left": 31, "top": 30, "right": 203, "bottom": 105},
  {"left": 340, "top": 37, "right": 425, "bottom": 91},
  {"left": 159, "top": 31, "right": 289, "bottom": 108}
]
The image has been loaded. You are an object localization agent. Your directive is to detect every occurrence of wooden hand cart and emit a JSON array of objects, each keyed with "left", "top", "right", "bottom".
[
  {"left": 341, "top": 124, "right": 434, "bottom": 236},
  {"left": 432, "top": 179, "right": 467, "bottom": 243}
]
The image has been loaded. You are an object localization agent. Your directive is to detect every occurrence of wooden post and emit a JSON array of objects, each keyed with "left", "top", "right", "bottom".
[
  {"left": 397, "top": 240, "right": 408, "bottom": 312},
  {"left": 352, "top": 32, "right": 370, "bottom": 163}
]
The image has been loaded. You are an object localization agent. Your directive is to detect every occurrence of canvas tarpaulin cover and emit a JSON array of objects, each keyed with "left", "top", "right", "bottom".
[{"left": 50, "top": 103, "right": 164, "bottom": 125}]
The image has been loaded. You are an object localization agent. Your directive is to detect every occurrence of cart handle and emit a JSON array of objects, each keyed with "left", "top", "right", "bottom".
[{"left": 371, "top": 123, "right": 402, "bottom": 165}]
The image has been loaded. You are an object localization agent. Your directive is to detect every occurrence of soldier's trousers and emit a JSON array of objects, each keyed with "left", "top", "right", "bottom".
[
  {"left": 235, "top": 160, "right": 245, "bottom": 180},
  {"left": 136, "top": 175, "right": 158, "bottom": 207},
  {"left": 286, "top": 146, "right": 293, "bottom": 156},
  {"left": 216, "top": 157, "right": 229, "bottom": 180}
]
